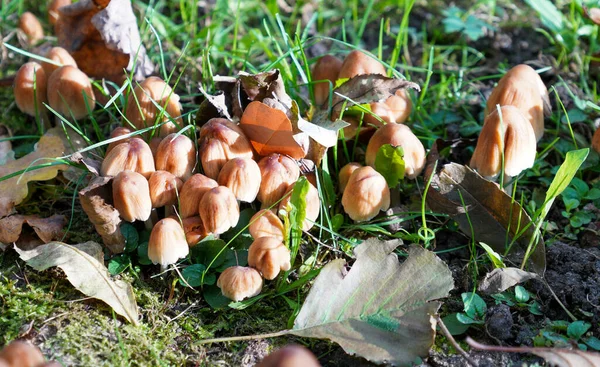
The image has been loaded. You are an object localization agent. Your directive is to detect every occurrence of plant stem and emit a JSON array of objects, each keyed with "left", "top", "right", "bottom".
[
  {"left": 435, "top": 315, "right": 478, "bottom": 367},
  {"left": 196, "top": 330, "right": 290, "bottom": 345}
]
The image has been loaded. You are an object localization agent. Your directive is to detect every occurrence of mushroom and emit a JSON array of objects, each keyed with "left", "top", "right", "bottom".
[
  {"left": 48, "top": 0, "right": 71, "bottom": 26},
  {"left": 217, "top": 157, "right": 261, "bottom": 203},
  {"left": 311, "top": 55, "right": 343, "bottom": 106},
  {"left": 257, "top": 154, "right": 300, "bottom": 208},
  {"left": 592, "top": 128, "right": 600, "bottom": 154},
  {"left": 149, "top": 136, "right": 162, "bottom": 156},
  {"left": 112, "top": 170, "right": 152, "bottom": 222},
  {"left": 364, "top": 90, "right": 412, "bottom": 126},
  {"left": 0, "top": 340, "right": 45, "bottom": 367},
  {"left": 198, "top": 118, "right": 254, "bottom": 179},
  {"left": 125, "top": 76, "right": 182, "bottom": 137},
  {"left": 338, "top": 50, "right": 386, "bottom": 78},
  {"left": 148, "top": 217, "right": 189, "bottom": 268},
  {"left": 14, "top": 62, "right": 48, "bottom": 123},
  {"left": 19, "top": 12, "right": 44, "bottom": 45},
  {"left": 249, "top": 209, "right": 285, "bottom": 241},
  {"left": 47, "top": 65, "right": 96, "bottom": 120},
  {"left": 154, "top": 133, "right": 196, "bottom": 180},
  {"left": 105, "top": 127, "right": 132, "bottom": 154},
  {"left": 41, "top": 47, "right": 77, "bottom": 77},
  {"left": 470, "top": 105, "right": 537, "bottom": 179},
  {"left": 100, "top": 137, "right": 155, "bottom": 178},
  {"left": 365, "top": 123, "right": 426, "bottom": 179},
  {"left": 217, "top": 266, "right": 263, "bottom": 301},
  {"left": 342, "top": 166, "right": 390, "bottom": 222},
  {"left": 179, "top": 174, "right": 218, "bottom": 218},
  {"left": 257, "top": 345, "right": 321, "bottom": 367},
  {"left": 199, "top": 186, "right": 240, "bottom": 234},
  {"left": 248, "top": 237, "right": 291, "bottom": 280},
  {"left": 338, "top": 162, "right": 362, "bottom": 193},
  {"left": 148, "top": 170, "right": 183, "bottom": 208},
  {"left": 485, "top": 64, "right": 549, "bottom": 141},
  {"left": 279, "top": 181, "right": 320, "bottom": 231},
  {"left": 182, "top": 216, "right": 209, "bottom": 247}
]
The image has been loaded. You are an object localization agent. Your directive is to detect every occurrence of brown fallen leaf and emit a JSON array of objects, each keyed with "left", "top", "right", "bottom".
[
  {"left": 0, "top": 214, "right": 66, "bottom": 249},
  {"left": 79, "top": 176, "right": 125, "bottom": 254},
  {"left": 0, "top": 134, "right": 68, "bottom": 218},
  {"left": 240, "top": 101, "right": 306, "bottom": 159},
  {"left": 238, "top": 70, "right": 292, "bottom": 108},
  {"left": 55, "top": 0, "right": 153, "bottom": 82}
]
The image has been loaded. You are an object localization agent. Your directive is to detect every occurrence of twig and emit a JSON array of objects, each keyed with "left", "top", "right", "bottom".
[
  {"left": 196, "top": 330, "right": 290, "bottom": 345},
  {"left": 435, "top": 314, "right": 478, "bottom": 367}
]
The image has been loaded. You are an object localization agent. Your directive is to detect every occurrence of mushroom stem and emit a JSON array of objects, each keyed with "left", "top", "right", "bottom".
[
  {"left": 389, "top": 187, "right": 401, "bottom": 208},
  {"left": 145, "top": 209, "right": 158, "bottom": 231}
]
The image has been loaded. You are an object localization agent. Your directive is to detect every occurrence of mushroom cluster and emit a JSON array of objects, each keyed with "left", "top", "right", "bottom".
[{"left": 0, "top": 340, "right": 61, "bottom": 367}]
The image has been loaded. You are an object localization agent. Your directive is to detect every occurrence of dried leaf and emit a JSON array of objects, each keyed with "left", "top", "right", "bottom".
[
  {"left": 467, "top": 337, "right": 600, "bottom": 367},
  {"left": 425, "top": 141, "right": 546, "bottom": 274},
  {"left": 238, "top": 70, "right": 292, "bottom": 108},
  {"left": 15, "top": 241, "right": 139, "bottom": 325},
  {"left": 296, "top": 109, "right": 348, "bottom": 148},
  {"left": 78, "top": 176, "right": 125, "bottom": 254},
  {"left": 0, "top": 125, "right": 14, "bottom": 165},
  {"left": 0, "top": 134, "right": 68, "bottom": 218},
  {"left": 56, "top": 0, "right": 153, "bottom": 82},
  {"left": 197, "top": 84, "right": 232, "bottom": 122},
  {"left": 331, "top": 75, "right": 420, "bottom": 113},
  {"left": 290, "top": 241, "right": 454, "bottom": 365},
  {"left": 478, "top": 267, "right": 540, "bottom": 294},
  {"left": 0, "top": 214, "right": 66, "bottom": 248},
  {"left": 69, "top": 152, "right": 101, "bottom": 176},
  {"left": 239, "top": 101, "right": 306, "bottom": 159}
]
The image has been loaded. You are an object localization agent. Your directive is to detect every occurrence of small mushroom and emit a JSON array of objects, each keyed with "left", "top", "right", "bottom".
[
  {"left": 592, "top": 128, "right": 600, "bottom": 154},
  {"left": 148, "top": 217, "right": 189, "bottom": 268},
  {"left": 485, "top": 64, "right": 549, "bottom": 141},
  {"left": 257, "top": 345, "right": 321, "bottom": 367},
  {"left": 198, "top": 118, "right": 254, "bottom": 179},
  {"left": 199, "top": 186, "right": 240, "bottom": 235},
  {"left": 217, "top": 266, "right": 263, "bottom": 301},
  {"left": 248, "top": 237, "right": 291, "bottom": 280},
  {"left": 48, "top": 0, "right": 71, "bottom": 26},
  {"left": 105, "top": 127, "right": 132, "bottom": 154},
  {"left": 470, "top": 105, "right": 537, "bottom": 178},
  {"left": 179, "top": 174, "right": 218, "bottom": 218},
  {"left": 0, "top": 340, "right": 45, "bottom": 367},
  {"left": 279, "top": 181, "right": 320, "bottom": 231},
  {"left": 249, "top": 209, "right": 285, "bottom": 241},
  {"left": 182, "top": 216, "right": 209, "bottom": 247},
  {"left": 311, "top": 55, "right": 343, "bottom": 106},
  {"left": 14, "top": 62, "right": 48, "bottom": 122},
  {"left": 338, "top": 50, "right": 386, "bottom": 78},
  {"left": 148, "top": 170, "right": 183, "bottom": 208},
  {"left": 112, "top": 170, "right": 152, "bottom": 222},
  {"left": 342, "top": 166, "right": 390, "bottom": 222},
  {"left": 100, "top": 137, "right": 155, "bottom": 178},
  {"left": 149, "top": 136, "right": 162, "bottom": 156},
  {"left": 257, "top": 154, "right": 300, "bottom": 208},
  {"left": 365, "top": 123, "right": 426, "bottom": 179},
  {"left": 338, "top": 162, "right": 362, "bottom": 193},
  {"left": 19, "top": 12, "right": 44, "bottom": 45},
  {"left": 125, "top": 77, "right": 182, "bottom": 137},
  {"left": 41, "top": 47, "right": 77, "bottom": 77},
  {"left": 154, "top": 133, "right": 196, "bottom": 180},
  {"left": 364, "top": 90, "right": 412, "bottom": 125},
  {"left": 47, "top": 65, "right": 96, "bottom": 120},
  {"left": 217, "top": 157, "right": 261, "bottom": 203}
]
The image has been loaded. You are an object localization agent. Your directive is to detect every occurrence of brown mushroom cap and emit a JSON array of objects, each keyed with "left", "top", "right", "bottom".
[
  {"left": 470, "top": 105, "right": 537, "bottom": 178},
  {"left": 179, "top": 174, "right": 218, "bottom": 218},
  {"left": 338, "top": 50, "right": 386, "bottom": 79},
  {"left": 486, "top": 64, "right": 549, "bottom": 141},
  {"left": 14, "top": 62, "right": 48, "bottom": 119},
  {"left": 339, "top": 162, "right": 362, "bottom": 193},
  {"left": 0, "top": 340, "right": 45, "bottom": 367},
  {"left": 47, "top": 65, "right": 96, "bottom": 120},
  {"left": 279, "top": 181, "right": 320, "bottom": 231},
  {"left": 257, "top": 345, "right": 321, "bottom": 367},
  {"left": 199, "top": 186, "right": 240, "bottom": 235},
  {"left": 312, "top": 55, "right": 343, "bottom": 106},
  {"left": 365, "top": 90, "right": 412, "bottom": 125},
  {"left": 592, "top": 128, "right": 600, "bottom": 154},
  {"left": 148, "top": 217, "right": 189, "bottom": 267},
  {"left": 148, "top": 170, "right": 183, "bottom": 208},
  {"left": 217, "top": 266, "right": 263, "bottom": 301},
  {"left": 199, "top": 118, "right": 254, "bottom": 179},
  {"left": 100, "top": 137, "right": 155, "bottom": 178},
  {"left": 248, "top": 237, "right": 291, "bottom": 280},
  {"left": 19, "top": 12, "right": 44, "bottom": 45},
  {"left": 112, "top": 170, "right": 152, "bottom": 222},
  {"left": 42, "top": 47, "right": 77, "bottom": 77},
  {"left": 154, "top": 133, "right": 196, "bottom": 180},
  {"left": 48, "top": 0, "right": 72, "bottom": 26},
  {"left": 341, "top": 166, "right": 390, "bottom": 222},
  {"left": 249, "top": 209, "right": 285, "bottom": 241},
  {"left": 105, "top": 127, "right": 132, "bottom": 154},
  {"left": 182, "top": 216, "right": 209, "bottom": 247},
  {"left": 125, "top": 77, "right": 182, "bottom": 137},
  {"left": 217, "top": 157, "right": 262, "bottom": 203},
  {"left": 365, "top": 123, "right": 426, "bottom": 180},
  {"left": 257, "top": 154, "right": 300, "bottom": 208}
]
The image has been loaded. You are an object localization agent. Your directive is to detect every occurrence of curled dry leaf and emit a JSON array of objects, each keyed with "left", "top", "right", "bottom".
[
  {"left": 478, "top": 267, "right": 540, "bottom": 294},
  {"left": 238, "top": 69, "right": 292, "bottom": 108},
  {"left": 15, "top": 241, "right": 139, "bottom": 325},
  {"left": 0, "top": 133, "right": 67, "bottom": 218},
  {"left": 55, "top": 0, "right": 153, "bottom": 82},
  {"left": 197, "top": 84, "right": 232, "bottom": 122},
  {"left": 0, "top": 214, "right": 66, "bottom": 249},
  {"left": 78, "top": 176, "right": 125, "bottom": 254}
]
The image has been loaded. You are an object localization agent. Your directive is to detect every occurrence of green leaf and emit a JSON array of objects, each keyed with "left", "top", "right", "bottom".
[
  {"left": 442, "top": 313, "right": 471, "bottom": 335},
  {"left": 567, "top": 321, "right": 591, "bottom": 340},
  {"left": 374, "top": 144, "right": 405, "bottom": 187},
  {"left": 524, "top": 0, "right": 564, "bottom": 33},
  {"left": 289, "top": 176, "right": 310, "bottom": 232},
  {"left": 290, "top": 241, "right": 454, "bottom": 365},
  {"left": 584, "top": 336, "right": 600, "bottom": 351},
  {"left": 121, "top": 223, "right": 139, "bottom": 253},
  {"left": 108, "top": 254, "right": 130, "bottom": 275},
  {"left": 462, "top": 292, "right": 487, "bottom": 319},
  {"left": 514, "top": 286, "right": 530, "bottom": 303},
  {"left": 220, "top": 208, "right": 255, "bottom": 250},
  {"left": 214, "top": 249, "right": 248, "bottom": 272},
  {"left": 480, "top": 243, "right": 505, "bottom": 269},
  {"left": 136, "top": 241, "right": 152, "bottom": 265},
  {"left": 15, "top": 241, "right": 139, "bottom": 325},
  {"left": 528, "top": 301, "right": 543, "bottom": 316},
  {"left": 203, "top": 285, "right": 231, "bottom": 309},
  {"left": 182, "top": 264, "right": 216, "bottom": 287},
  {"left": 456, "top": 313, "right": 483, "bottom": 325},
  {"left": 190, "top": 239, "right": 229, "bottom": 270},
  {"left": 570, "top": 211, "right": 593, "bottom": 228}
]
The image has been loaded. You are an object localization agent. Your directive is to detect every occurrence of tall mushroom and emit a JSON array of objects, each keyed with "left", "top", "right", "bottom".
[
  {"left": 47, "top": 65, "right": 96, "bottom": 120},
  {"left": 41, "top": 47, "right": 78, "bottom": 77},
  {"left": 154, "top": 133, "right": 196, "bottom": 180},
  {"left": 100, "top": 137, "right": 155, "bottom": 178},
  {"left": 311, "top": 55, "right": 343, "bottom": 106},
  {"left": 14, "top": 62, "right": 48, "bottom": 125},
  {"left": 19, "top": 12, "right": 44, "bottom": 45},
  {"left": 342, "top": 166, "right": 390, "bottom": 222}
]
